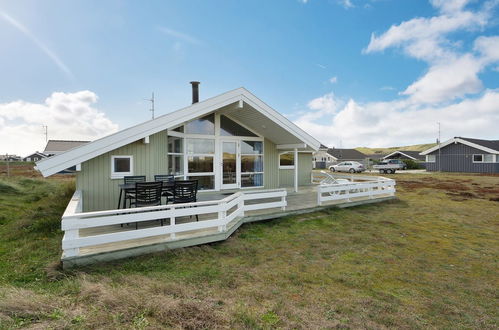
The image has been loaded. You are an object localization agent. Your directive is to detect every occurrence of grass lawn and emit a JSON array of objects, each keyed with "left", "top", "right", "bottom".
[{"left": 0, "top": 164, "right": 498, "bottom": 328}]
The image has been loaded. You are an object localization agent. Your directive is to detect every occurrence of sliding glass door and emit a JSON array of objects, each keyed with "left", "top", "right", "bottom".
[{"left": 221, "top": 140, "right": 239, "bottom": 189}]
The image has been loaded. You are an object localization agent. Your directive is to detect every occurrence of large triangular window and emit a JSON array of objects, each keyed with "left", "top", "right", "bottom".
[{"left": 220, "top": 115, "right": 257, "bottom": 137}]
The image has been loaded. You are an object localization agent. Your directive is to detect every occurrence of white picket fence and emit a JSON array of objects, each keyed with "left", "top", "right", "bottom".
[
  {"left": 316, "top": 174, "right": 396, "bottom": 206},
  {"left": 61, "top": 189, "right": 287, "bottom": 258}
]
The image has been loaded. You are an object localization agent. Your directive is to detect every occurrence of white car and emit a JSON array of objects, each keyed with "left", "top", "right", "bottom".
[{"left": 329, "top": 161, "right": 365, "bottom": 173}]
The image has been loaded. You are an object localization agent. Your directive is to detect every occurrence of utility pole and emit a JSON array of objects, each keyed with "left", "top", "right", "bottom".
[
  {"left": 437, "top": 122, "right": 441, "bottom": 172},
  {"left": 5, "top": 153, "right": 9, "bottom": 177},
  {"left": 144, "top": 92, "right": 155, "bottom": 120},
  {"left": 42, "top": 125, "right": 48, "bottom": 143}
]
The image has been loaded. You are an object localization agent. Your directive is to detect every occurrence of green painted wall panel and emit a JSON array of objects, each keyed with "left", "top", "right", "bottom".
[
  {"left": 77, "top": 131, "right": 168, "bottom": 211},
  {"left": 264, "top": 138, "right": 279, "bottom": 189},
  {"left": 279, "top": 153, "right": 313, "bottom": 187}
]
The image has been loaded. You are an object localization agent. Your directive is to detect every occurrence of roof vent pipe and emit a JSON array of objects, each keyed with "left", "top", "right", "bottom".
[{"left": 190, "top": 81, "right": 200, "bottom": 104}]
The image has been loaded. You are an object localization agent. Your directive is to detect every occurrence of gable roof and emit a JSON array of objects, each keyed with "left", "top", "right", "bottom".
[
  {"left": 327, "top": 148, "right": 366, "bottom": 160},
  {"left": 23, "top": 152, "right": 47, "bottom": 159},
  {"left": 36, "top": 87, "right": 322, "bottom": 177},
  {"left": 420, "top": 137, "right": 499, "bottom": 155},
  {"left": 44, "top": 140, "right": 90, "bottom": 154},
  {"left": 383, "top": 150, "right": 425, "bottom": 161}
]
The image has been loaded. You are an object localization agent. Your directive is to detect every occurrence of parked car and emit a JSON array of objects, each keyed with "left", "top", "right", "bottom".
[
  {"left": 384, "top": 159, "right": 407, "bottom": 170},
  {"left": 373, "top": 159, "right": 407, "bottom": 174},
  {"left": 329, "top": 161, "right": 366, "bottom": 173}
]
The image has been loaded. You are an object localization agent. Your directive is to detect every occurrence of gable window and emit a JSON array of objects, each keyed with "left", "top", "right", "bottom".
[
  {"left": 426, "top": 155, "right": 436, "bottom": 163},
  {"left": 473, "top": 154, "right": 494, "bottom": 163},
  {"left": 220, "top": 115, "right": 258, "bottom": 137},
  {"left": 185, "top": 114, "right": 215, "bottom": 135},
  {"left": 111, "top": 155, "right": 133, "bottom": 179},
  {"left": 279, "top": 152, "right": 294, "bottom": 169}
]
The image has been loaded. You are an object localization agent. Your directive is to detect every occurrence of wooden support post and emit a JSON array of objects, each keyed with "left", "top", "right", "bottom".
[
  {"left": 218, "top": 202, "right": 227, "bottom": 232},
  {"left": 170, "top": 207, "right": 176, "bottom": 239},
  {"left": 294, "top": 148, "right": 298, "bottom": 193},
  {"left": 64, "top": 229, "right": 80, "bottom": 257}
]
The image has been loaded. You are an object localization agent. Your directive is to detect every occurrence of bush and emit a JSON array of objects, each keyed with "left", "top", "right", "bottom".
[{"left": 402, "top": 159, "right": 423, "bottom": 169}]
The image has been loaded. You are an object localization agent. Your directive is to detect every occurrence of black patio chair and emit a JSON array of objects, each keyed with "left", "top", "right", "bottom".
[
  {"left": 154, "top": 174, "right": 175, "bottom": 204},
  {"left": 123, "top": 175, "right": 146, "bottom": 208},
  {"left": 131, "top": 181, "right": 163, "bottom": 229},
  {"left": 173, "top": 180, "right": 199, "bottom": 221}
]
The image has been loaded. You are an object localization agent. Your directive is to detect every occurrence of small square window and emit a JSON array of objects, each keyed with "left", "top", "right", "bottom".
[
  {"left": 426, "top": 155, "right": 436, "bottom": 163},
  {"left": 279, "top": 152, "right": 294, "bottom": 169},
  {"left": 473, "top": 154, "right": 483, "bottom": 162},
  {"left": 111, "top": 156, "right": 133, "bottom": 178}
]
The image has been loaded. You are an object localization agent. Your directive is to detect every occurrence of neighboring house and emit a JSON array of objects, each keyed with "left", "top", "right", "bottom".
[
  {"left": 0, "top": 154, "right": 21, "bottom": 161},
  {"left": 420, "top": 137, "right": 499, "bottom": 173},
  {"left": 23, "top": 152, "right": 47, "bottom": 162},
  {"left": 313, "top": 147, "right": 367, "bottom": 169},
  {"left": 36, "top": 86, "right": 322, "bottom": 212},
  {"left": 382, "top": 150, "right": 425, "bottom": 161},
  {"left": 312, "top": 145, "right": 336, "bottom": 169},
  {"left": 44, "top": 140, "right": 90, "bottom": 156}
]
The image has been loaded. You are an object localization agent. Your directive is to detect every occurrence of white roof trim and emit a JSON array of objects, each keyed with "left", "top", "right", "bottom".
[
  {"left": 420, "top": 137, "right": 499, "bottom": 155},
  {"left": 383, "top": 151, "right": 417, "bottom": 160},
  {"left": 36, "top": 87, "right": 321, "bottom": 177}
]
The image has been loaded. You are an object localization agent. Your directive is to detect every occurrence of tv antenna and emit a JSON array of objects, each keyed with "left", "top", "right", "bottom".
[
  {"left": 144, "top": 92, "right": 155, "bottom": 120},
  {"left": 42, "top": 125, "right": 48, "bottom": 143}
]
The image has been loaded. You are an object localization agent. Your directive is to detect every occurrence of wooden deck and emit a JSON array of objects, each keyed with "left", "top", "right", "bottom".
[{"left": 64, "top": 184, "right": 395, "bottom": 267}]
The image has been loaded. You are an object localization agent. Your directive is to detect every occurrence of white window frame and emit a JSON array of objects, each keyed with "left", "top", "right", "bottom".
[
  {"left": 167, "top": 113, "right": 264, "bottom": 191},
  {"left": 426, "top": 155, "right": 436, "bottom": 163},
  {"left": 110, "top": 155, "right": 133, "bottom": 179},
  {"left": 473, "top": 154, "right": 494, "bottom": 163},
  {"left": 240, "top": 140, "right": 264, "bottom": 189},
  {"left": 279, "top": 151, "right": 295, "bottom": 169}
]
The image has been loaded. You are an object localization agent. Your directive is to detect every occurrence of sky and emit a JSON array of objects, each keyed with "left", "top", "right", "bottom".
[{"left": 0, "top": 0, "right": 498, "bottom": 156}]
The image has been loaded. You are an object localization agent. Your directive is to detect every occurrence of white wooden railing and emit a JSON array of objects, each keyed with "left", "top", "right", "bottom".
[
  {"left": 61, "top": 189, "right": 287, "bottom": 258},
  {"left": 316, "top": 173, "right": 396, "bottom": 206}
]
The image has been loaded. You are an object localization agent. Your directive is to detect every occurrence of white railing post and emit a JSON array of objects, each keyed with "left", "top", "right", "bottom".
[
  {"left": 218, "top": 201, "right": 227, "bottom": 232},
  {"left": 170, "top": 206, "right": 176, "bottom": 239},
  {"left": 281, "top": 194, "right": 286, "bottom": 210},
  {"left": 64, "top": 228, "right": 80, "bottom": 257},
  {"left": 317, "top": 187, "right": 322, "bottom": 206},
  {"left": 238, "top": 195, "right": 245, "bottom": 217}
]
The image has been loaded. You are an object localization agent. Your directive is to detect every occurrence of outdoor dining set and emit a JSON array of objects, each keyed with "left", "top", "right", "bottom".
[{"left": 117, "top": 175, "right": 199, "bottom": 219}]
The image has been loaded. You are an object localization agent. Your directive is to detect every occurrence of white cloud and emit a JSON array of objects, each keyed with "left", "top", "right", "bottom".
[
  {"left": 329, "top": 76, "right": 338, "bottom": 83},
  {"left": 338, "top": 0, "right": 354, "bottom": 9},
  {"left": 401, "top": 54, "right": 484, "bottom": 103},
  {"left": 158, "top": 27, "right": 203, "bottom": 45},
  {"left": 380, "top": 86, "right": 396, "bottom": 91},
  {"left": 0, "top": 91, "right": 119, "bottom": 156},
  {"left": 294, "top": 90, "right": 499, "bottom": 148},
  {"left": 0, "top": 11, "right": 73, "bottom": 79},
  {"left": 297, "top": 1, "right": 499, "bottom": 147}
]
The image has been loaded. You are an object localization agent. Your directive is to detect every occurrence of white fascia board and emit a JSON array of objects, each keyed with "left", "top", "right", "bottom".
[
  {"left": 383, "top": 151, "right": 417, "bottom": 160},
  {"left": 36, "top": 89, "right": 244, "bottom": 177},
  {"left": 420, "top": 138, "right": 499, "bottom": 155},
  {"left": 36, "top": 87, "right": 323, "bottom": 177},
  {"left": 276, "top": 143, "right": 307, "bottom": 149},
  {"left": 240, "top": 91, "right": 321, "bottom": 151}
]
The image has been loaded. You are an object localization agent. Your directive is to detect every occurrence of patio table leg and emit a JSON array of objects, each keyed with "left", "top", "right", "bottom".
[{"left": 117, "top": 188, "right": 123, "bottom": 209}]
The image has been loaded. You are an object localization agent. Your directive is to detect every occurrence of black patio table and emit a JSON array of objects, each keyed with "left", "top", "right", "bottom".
[{"left": 117, "top": 181, "right": 175, "bottom": 209}]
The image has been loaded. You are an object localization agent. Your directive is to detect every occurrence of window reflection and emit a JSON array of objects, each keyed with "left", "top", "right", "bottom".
[{"left": 185, "top": 114, "right": 215, "bottom": 135}]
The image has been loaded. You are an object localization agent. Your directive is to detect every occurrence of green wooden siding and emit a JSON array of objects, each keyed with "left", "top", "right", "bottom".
[
  {"left": 263, "top": 138, "right": 279, "bottom": 189},
  {"left": 278, "top": 153, "right": 313, "bottom": 187},
  {"left": 77, "top": 133, "right": 311, "bottom": 212},
  {"left": 77, "top": 131, "right": 168, "bottom": 211}
]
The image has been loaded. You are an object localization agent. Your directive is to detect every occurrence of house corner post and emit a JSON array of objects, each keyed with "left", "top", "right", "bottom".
[{"left": 294, "top": 148, "right": 298, "bottom": 193}]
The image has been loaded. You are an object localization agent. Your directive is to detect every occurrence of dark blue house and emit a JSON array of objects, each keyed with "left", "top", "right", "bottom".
[{"left": 420, "top": 137, "right": 499, "bottom": 173}]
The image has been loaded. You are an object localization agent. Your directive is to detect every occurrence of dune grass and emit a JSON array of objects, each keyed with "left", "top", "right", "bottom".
[{"left": 0, "top": 171, "right": 498, "bottom": 328}]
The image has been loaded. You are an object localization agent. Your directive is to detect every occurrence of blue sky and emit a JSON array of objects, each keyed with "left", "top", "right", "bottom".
[{"left": 0, "top": 0, "right": 498, "bottom": 155}]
